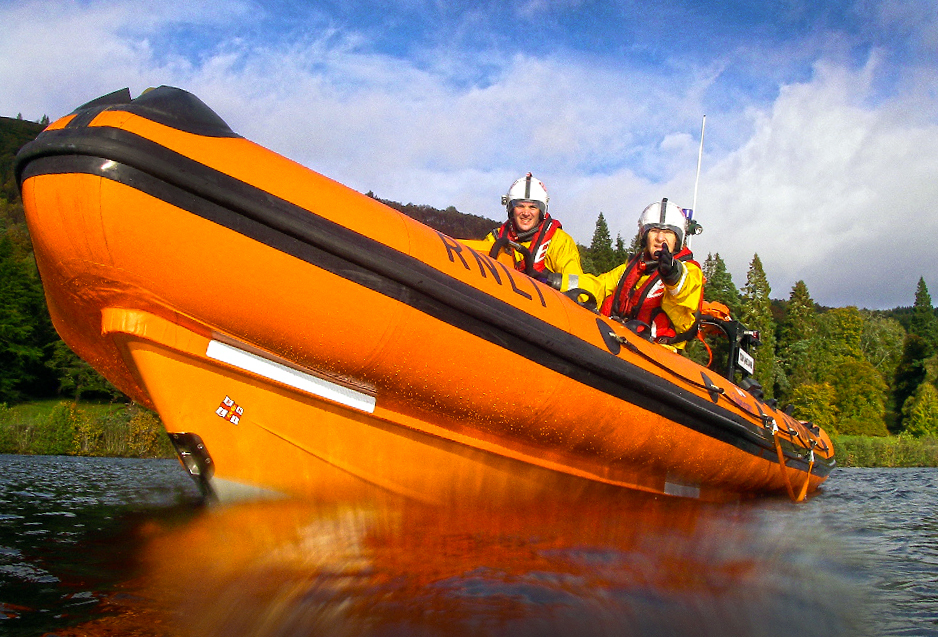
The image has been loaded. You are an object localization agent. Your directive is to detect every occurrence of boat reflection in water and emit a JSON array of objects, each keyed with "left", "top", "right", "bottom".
[{"left": 105, "top": 487, "right": 862, "bottom": 637}]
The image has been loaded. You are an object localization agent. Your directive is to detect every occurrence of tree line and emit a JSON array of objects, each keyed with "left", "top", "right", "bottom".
[{"left": 579, "top": 211, "right": 938, "bottom": 438}]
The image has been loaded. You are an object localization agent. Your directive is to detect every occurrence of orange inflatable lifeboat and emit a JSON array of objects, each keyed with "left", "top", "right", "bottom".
[{"left": 16, "top": 87, "right": 834, "bottom": 504}]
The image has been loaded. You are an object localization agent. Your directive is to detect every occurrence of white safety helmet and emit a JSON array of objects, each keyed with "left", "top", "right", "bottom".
[
  {"left": 638, "top": 198, "right": 689, "bottom": 248},
  {"left": 501, "top": 172, "right": 549, "bottom": 218}
]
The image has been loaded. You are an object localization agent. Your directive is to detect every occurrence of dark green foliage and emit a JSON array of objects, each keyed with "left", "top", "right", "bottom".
[
  {"left": 46, "top": 340, "right": 125, "bottom": 401},
  {"left": 834, "top": 435, "right": 938, "bottom": 467},
  {"left": 893, "top": 334, "right": 931, "bottom": 433},
  {"left": 781, "top": 281, "right": 815, "bottom": 343},
  {"left": 588, "top": 212, "right": 616, "bottom": 273},
  {"left": 0, "top": 115, "right": 44, "bottom": 205},
  {"left": 578, "top": 243, "right": 597, "bottom": 276},
  {"left": 368, "top": 194, "right": 499, "bottom": 240},
  {"left": 789, "top": 382, "right": 838, "bottom": 434},
  {"left": 614, "top": 233, "right": 628, "bottom": 264},
  {"left": 776, "top": 280, "right": 817, "bottom": 398},
  {"left": 740, "top": 254, "right": 776, "bottom": 397},
  {"left": 0, "top": 233, "right": 56, "bottom": 402},
  {"left": 860, "top": 311, "right": 905, "bottom": 380},
  {"left": 909, "top": 277, "right": 937, "bottom": 353},
  {"left": 35, "top": 402, "right": 78, "bottom": 455},
  {"left": 830, "top": 359, "right": 889, "bottom": 436},
  {"left": 628, "top": 230, "right": 643, "bottom": 257},
  {"left": 701, "top": 252, "right": 741, "bottom": 317},
  {"left": 903, "top": 382, "right": 938, "bottom": 437},
  {"left": 0, "top": 401, "right": 174, "bottom": 457}
]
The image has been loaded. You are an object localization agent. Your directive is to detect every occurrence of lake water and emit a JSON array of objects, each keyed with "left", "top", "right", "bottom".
[{"left": 0, "top": 455, "right": 936, "bottom": 637}]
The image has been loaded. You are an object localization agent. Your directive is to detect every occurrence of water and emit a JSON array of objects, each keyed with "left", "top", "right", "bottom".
[{"left": 0, "top": 455, "right": 936, "bottom": 637}]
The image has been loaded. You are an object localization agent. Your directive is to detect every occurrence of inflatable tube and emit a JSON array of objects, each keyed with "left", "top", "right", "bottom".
[{"left": 16, "top": 87, "right": 834, "bottom": 503}]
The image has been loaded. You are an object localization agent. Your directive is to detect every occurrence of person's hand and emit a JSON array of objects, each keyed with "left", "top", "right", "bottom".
[{"left": 655, "top": 244, "right": 680, "bottom": 285}]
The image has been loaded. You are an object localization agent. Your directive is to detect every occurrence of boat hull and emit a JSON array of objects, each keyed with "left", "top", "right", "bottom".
[{"left": 16, "top": 87, "right": 834, "bottom": 503}]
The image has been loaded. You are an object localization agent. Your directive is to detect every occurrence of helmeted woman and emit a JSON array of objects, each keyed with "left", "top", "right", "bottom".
[{"left": 580, "top": 198, "right": 704, "bottom": 352}]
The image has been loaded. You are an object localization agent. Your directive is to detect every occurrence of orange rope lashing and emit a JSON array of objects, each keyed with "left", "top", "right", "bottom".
[{"left": 771, "top": 426, "right": 814, "bottom": 503}]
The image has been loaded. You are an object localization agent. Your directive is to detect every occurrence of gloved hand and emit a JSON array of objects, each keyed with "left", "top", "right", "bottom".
[
  {"left": 655, "top": 243, "right": 681, "bottom": 285},
  {"left": 533, "top": 270, "right": 563, "bottom": 290}
]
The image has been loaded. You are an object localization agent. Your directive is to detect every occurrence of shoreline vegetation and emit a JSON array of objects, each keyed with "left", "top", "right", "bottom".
[
  {"left": 1, "top": 400, "right": 937, "bottom": 469},
  {"left": 0, "top": 400, "right": 175, "bottom": 459}
]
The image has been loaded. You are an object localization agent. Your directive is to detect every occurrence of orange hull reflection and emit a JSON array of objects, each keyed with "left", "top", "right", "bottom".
[{"left": 54, "top": 490, "right": 862, "bottom": 637}]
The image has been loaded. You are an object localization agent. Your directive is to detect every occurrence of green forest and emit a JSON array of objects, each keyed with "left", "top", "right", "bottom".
[{"left": 3, "top": 115, "right": 938, "bottom": 463}]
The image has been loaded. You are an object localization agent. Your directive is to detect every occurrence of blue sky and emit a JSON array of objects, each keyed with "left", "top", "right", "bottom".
[{"left": 3, "top": 0, "right": 937, "bottom": 309}]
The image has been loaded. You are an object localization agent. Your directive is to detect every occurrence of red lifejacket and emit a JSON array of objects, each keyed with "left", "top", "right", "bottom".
[
  {"left": 493, "top": 214, "right": 562, "bottom": 273},
  {"left": 600, "top": 247, "right": 700, "bottom": 343}
]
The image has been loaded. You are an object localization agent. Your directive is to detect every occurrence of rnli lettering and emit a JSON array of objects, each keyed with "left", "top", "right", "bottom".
[
  {"left": 437, "top": 232, "right": 547, "bottom": 307},
  {"left": 439, "top": 233, "right": 471, "bottom": 270},
  {"left": 468, "top": 248, "right": 502, "bottom": 284}
]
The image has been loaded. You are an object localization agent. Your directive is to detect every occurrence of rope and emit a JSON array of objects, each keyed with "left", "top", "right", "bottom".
[{"left": 770, "top": 423, "right": 814, "bottom": 503}]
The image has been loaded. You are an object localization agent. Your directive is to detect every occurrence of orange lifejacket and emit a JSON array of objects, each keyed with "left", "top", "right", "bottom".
[{"left": 600, "top": 247, "right": 701, "bottom": 343}]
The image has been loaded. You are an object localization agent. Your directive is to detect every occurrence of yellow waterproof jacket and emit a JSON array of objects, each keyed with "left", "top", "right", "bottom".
[
  {"left": 463, "top": 221, "right": 584, "bottom": 280},
  {"left": 482, "top": 227, "right": 583, "bottom": 276},
  {"left": 578, "top": 256, "right": 704, "bottom": 350}
]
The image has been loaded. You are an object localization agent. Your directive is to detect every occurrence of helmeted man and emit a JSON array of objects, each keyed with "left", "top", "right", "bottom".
[
  {"left": 579, "top": 198, "right": 703, "bottom": 351},
  {"left": 481, "top": 173, "right": 583, "bottom": 286}
]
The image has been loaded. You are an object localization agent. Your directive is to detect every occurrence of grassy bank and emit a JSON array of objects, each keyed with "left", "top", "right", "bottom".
[
  {"left": 831, "top": 434, "right": 938, "bottom": 468},
  {"left": 0, "top": 400, "right": 175, "bottom": 458},
  {"left": 2, "top": 400, "right": 938, "bottom": 468}
]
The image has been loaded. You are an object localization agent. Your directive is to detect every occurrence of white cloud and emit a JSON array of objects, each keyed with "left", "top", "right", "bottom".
[
  {"left": 0, "top": 0, "right": 250, "bottom": 120},
  {"left": 693, "top": 57, "right": 938, "bottom": 308}
]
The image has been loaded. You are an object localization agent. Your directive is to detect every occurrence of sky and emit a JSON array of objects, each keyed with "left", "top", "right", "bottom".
[{"left": 2, "top": 0, "right": 937, "bottom": 310}]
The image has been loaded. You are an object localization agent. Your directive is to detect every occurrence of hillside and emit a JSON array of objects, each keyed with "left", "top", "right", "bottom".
[
  {"left": 0, "top": 116, "right": 45, "bottom": 204},
  {"left": 368, "top": 193, "right": 498, "bottom": 240}
]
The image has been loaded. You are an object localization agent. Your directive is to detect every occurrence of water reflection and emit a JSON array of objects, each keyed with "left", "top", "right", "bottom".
[{"left": 111, "top": 490, "right": 867, "bottom": 637}]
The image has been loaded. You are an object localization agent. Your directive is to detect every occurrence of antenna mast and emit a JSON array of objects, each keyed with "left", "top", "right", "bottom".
[{"left": 689, "top": 115, "right": 706, "bottom": 249}]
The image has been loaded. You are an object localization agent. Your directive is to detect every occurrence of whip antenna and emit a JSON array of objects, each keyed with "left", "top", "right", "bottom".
[{"left": 689, "top": 115, "right": 706, "bottom": 249}]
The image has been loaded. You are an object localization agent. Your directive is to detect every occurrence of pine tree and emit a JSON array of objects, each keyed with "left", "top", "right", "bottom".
[
  {"left": 892, "top": 279, "right": 938, "bottom": 433},
  {"left": 903, "top": 382, "right": 938, "bottom": 437},
  {"left": 893, "top": 334, "right": 930, "bottom": 433},
  {"left": 0, "top": 234, "right": 47, "bottom": 402},
  {"left": 909, "top": 277, "right": 937, "bottom": 354},
  {"left": 614, "top": 233, "right": 628, "bottom": 264},
  {"left": 701, "top": 253, "right": 741, "bottom": 317},
  {"left": 628, "top": 230, "right": 643, "bottom": 257},
  {"left": 578, "top": 244, "right": 596, "bottom": 276},
  {"left": 588, "top": 212, "right": 616, "bottom": 274},
  {"left": 740, "top": 253, "right": 776, "bottom": 397},
  {"left": 782, "top": 281, "right": 815, "bottom": 343},
  {"left": 777, "top": 280, "right": 817, "bottom": 395}
]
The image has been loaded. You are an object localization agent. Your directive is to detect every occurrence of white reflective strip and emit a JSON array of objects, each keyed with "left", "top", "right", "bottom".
[
  {"left": 206, "top": 340, "right": 376, "bottom": 413},
  {"left": 566, "top": 274, "right": 579, "bottom": 290}
]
